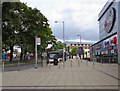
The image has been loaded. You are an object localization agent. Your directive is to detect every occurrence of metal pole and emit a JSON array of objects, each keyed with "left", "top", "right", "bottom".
[
  {"left": 80, "top": 35, "right": 81, "bottom": 47},
  {"left": 78, "top": 58, "right": 80, "bottom": 67},
  {"left": 93, "top": 58, "right": 94, "bottom": 66},
  {"left": 118, "top": 1, "right": 120, "bottom": 64},
  {"left": 101, "top": 59, "right": 102, "bottom": 66},
  {"left": 55, "top": 21, "right": 65, "bottom": 68},
  {"left": 86, "top": 60, "right": 88, "bottom": 66},
  {"left": 58, "top": 61, "right": 60, "bottom": 69},
  {"left": 109, "top": 58, "right": 111, "bottom": 66},
  {"left": 18, "top": 61, "right": 20, "bottom": 71},
  {"left": 78, "top": 35, "right": 81, "bottom": 64},
  {"left": 117, "top": 3, "right": 120, "bottom": 90},
  {"left": 63, "top": 21, "right": 65, "bottom": 68},
  {"left": 71, "top": 59, "right": 72, "bottom": 67},
  {"left": 2, "top": 61, "right": 4, "bottom": 72},
  {"left": 79, "top": 35, "right": 80, "bottom": 67},
  {"left": 63, "top": 48, "right": 65, "bottom": 68},
  {"left": 35, "top": 37, "right": 38, "bottom": 69},
  {"left": 80, "top": 35, "right": 81, "bottom": 63}
]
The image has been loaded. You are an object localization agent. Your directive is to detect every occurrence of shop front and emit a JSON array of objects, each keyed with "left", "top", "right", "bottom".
[
  {"left": 91, "top": 34, "right": 118, "bottom": 63},
  {"left": 91, "top": 0, "right": 120, "bottom": 63}
]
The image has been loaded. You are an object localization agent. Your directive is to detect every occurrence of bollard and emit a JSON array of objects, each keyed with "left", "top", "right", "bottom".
[
  {"left": 86, "top": 60, "right": 88, "bottom": 66},
  {"left": 93, "top": 58, "right": 94, "bottom": 66},
  {"left": 18, "top": 61, "right": 20, "bottom": 71},
  {"left": 41, "top": 60, "right": 43, "bottom": 67},
  {"left": 101, "top": 59, "right": 102, "bottom": 66},
  {"left": 2, "top": 61, "right": 4, "bottom": 72},
  {"left": 58, "top": 61, "right": 60, "bottom": 69},
  {"left": 49, "top": 61, "right": 51, "bottom": 69},
  {"left": 44, "top": 58, "right": 46, "bottom": 67},
  {"left": 109, "top": 58, "right": 111, "bottom": 66},
  {"left": 79, "top": 58, "right": 81, "bottom": 66},
  {"left": 71, "top": 60, "right": 72, "bottom": 67},
  {"left": 63, "top": 60, "right": 65, "bottom": 68},
  {"left": 78, "top": 59, "right": 80, "bottom": 67},
  {"left": 43, "top": 58, "right": 45, "bottom": 67}
]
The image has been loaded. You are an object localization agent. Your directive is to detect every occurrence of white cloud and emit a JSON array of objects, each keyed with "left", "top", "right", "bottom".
[{"left": 20, "top": 0, "right": 108, "bottom": 43}]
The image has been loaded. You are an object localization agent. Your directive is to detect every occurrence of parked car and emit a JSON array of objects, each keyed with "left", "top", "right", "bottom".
[{"left": 48, "top": 52, "right": 62, "bottom": 65}]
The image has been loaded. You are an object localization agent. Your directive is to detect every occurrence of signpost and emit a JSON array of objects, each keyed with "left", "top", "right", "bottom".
[
  {"left": 118, "top": 1, "right": 120, "bottom": 65},
  {"left": 35, "top": 36, "right": 41, "bottom": 69}
]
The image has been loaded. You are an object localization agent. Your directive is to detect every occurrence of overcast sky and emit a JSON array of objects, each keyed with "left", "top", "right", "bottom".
[{"left": 20, "top": 0, "right": 108, "bottom": 43}]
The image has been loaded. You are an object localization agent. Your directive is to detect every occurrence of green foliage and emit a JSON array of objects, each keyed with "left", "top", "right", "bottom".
[
  {"left": 82, "top": 49, "right": 85, "bottom": 54},
  {"left": 2, "top": 2, "right": 57, "bottom": 60},
  {"left": 51, "top": 41, "right": 64, "bottom": 51},
  {"left": 71, "top": 46, "right": 77, "bottom": 55}
]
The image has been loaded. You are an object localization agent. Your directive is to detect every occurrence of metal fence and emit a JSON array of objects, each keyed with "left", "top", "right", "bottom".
[{"left": 97, "top": 57, "right": 118, "bottom": 63}]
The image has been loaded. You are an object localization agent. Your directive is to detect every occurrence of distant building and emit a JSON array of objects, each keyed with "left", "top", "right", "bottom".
[
  {"left": 65, "top": 41, "right": 93, "bottom": 59},
  {"left": 91, "top": 0, "right": 120, "bottom": 63}
]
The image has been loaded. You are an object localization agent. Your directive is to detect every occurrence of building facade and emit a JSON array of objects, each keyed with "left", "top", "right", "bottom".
[
  {"left": 66, "top": 41, "right": 92, "bottom": 59},
  {"left": 91, "top": 0, "right": 120, "bottom": 63}
]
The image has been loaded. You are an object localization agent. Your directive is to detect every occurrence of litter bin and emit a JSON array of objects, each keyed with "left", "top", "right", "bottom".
[{"left": 54, "top": 59, "right": 58, "bottom": 65}]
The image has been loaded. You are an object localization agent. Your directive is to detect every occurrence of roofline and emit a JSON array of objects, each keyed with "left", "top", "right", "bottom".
[{"left": 65, "top": 41, "right": 94, "bottom": 45}]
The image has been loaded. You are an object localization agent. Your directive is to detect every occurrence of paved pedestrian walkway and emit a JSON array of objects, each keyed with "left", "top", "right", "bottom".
[{"left": 2, "top": 58, "right": 119, "bottom": 90}]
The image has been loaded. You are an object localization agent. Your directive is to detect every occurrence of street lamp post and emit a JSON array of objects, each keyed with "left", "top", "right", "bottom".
[
  {"left": 35, "top": 36, "right": 38, "bottom": 69},
  {"left": 55, "top": 21, "right": 65, "bottom": 68},
  {"left": 78, "top": 35, "right": 81, "bottom": 60},
  {"left": 78, "top": 35, "right": 81, "bottom": 46}
]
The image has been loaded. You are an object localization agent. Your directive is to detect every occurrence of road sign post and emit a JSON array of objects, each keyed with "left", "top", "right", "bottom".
[{"left": 35, "top": 36, "right": 41, "bottom": 69}]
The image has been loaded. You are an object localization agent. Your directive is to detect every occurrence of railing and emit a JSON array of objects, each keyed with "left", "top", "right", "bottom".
[
  {"left": 96, "top": 57, "right": 118, "bottom": 63},
  {"left": 92, "top": 57, "right": 118, "bottom": 66}
]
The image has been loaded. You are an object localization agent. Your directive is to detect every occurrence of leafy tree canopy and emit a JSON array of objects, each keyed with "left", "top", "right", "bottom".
[{"left": 2, "top": 2, "right": 57, "bottom": 61}]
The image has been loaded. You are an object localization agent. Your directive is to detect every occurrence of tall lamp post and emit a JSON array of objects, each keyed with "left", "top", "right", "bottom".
[
  {"left": 55, "top": 21, "right": 65, "bottom": 68},
  {"left": 78, "top": 35, "right": 81, "bottom": 59},
  {"left": 78, "top": 35, "right": 81, "bottom": 46}
]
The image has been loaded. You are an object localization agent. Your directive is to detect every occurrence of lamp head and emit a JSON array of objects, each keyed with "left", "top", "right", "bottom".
[{"left": 55, "top": 21, "right": 58, "bottom": 23}]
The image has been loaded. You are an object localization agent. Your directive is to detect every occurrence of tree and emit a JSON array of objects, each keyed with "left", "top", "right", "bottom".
[
  {"left": 82, "top": 49, "right": 85, "bottom": 59},
  {"left": 51, "top": 41, "right": 65, "bottom": 51},
  {"left": 2, "top": 2, "right": 22, "bottom": 61},
  {"left": 2, "top": 2, "right": 56, "bottom": 61},
  {"left": 71, "top": 46, "right": 77, "bottom": 59}
]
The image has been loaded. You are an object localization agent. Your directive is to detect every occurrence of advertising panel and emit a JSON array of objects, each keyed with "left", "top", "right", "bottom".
[
  {"left": 92, "top": 34, "right": 118, "bottom": 56},
  {"left": 99, "top": 2, "right": 118, "bottom": 40}
]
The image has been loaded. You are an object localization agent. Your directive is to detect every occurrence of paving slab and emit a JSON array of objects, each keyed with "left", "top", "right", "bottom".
[{"left": 2, "top": 58, "right": 119, "bottom": 90}]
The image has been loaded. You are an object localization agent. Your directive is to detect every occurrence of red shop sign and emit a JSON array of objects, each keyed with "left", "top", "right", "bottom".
[{"left": 112, "top": 36, "right": 117, "bottom": 44}]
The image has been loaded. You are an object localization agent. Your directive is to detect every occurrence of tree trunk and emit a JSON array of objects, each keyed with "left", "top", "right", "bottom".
[
  {"left": 24, "top": 50, "right": 27, "bottom": 60},
  {"left": 72, "top": 55, "right": 73, "bottom": 59},
  {"left": 20, "top": 47, "right": 23, "bottom": 61},
  {"left": 10, "top": 45, "right": 13, "bottom": 62}
]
